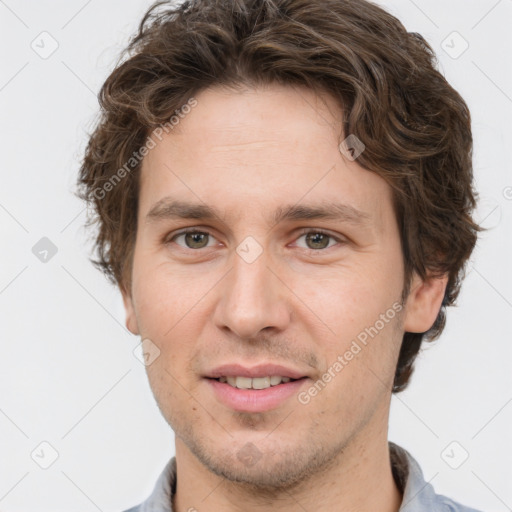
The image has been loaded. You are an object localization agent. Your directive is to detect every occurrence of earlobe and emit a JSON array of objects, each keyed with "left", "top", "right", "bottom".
[
  {"left": 403, "top": 273, "right": 448, "bottom": 334},
  {"left": 121, "top": 287, "right": 140, "bottom": 335}
]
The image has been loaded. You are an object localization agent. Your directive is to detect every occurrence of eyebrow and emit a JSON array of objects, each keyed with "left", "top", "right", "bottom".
[{"left": 145, "top": 197, "right": 371, "bottom": 228}]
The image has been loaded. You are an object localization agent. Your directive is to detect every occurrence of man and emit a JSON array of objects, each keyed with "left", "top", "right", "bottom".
[{"left": 78, "top": 0, "right": 483, "bottom": 510}]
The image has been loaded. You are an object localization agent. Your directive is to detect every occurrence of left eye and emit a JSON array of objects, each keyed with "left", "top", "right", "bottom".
[{"left": 295, "top": 230, "right": 340, "bottom": 250}]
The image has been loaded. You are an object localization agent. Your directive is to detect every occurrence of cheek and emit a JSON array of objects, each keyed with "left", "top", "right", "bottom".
[
  {"left": 292, "top": 268, "right": 403, "bottom": 384},
  {"left": 291, "top": 264, "right": 394, "bottom": 336},
  {"left": 131, "top": 259, "right": 210, "bottom": 340},
  {"left": 301, "top": 314, "right": 401, "bottom": 426},
  {"left": 144, "top": 357, "right": 190, "bottom": 422}
]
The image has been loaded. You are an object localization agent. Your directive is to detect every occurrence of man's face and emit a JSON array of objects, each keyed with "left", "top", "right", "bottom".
[{"left": 122, "top": 84, "right": 417, "bottom": 488}]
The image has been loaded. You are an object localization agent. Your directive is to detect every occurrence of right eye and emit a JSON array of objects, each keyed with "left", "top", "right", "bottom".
[{"left": 167, "top": 229, "right": 218, "bottom": 250}]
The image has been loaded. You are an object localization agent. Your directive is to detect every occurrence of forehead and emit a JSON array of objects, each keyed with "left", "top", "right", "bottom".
[{"left": 138, "top": 84, "right": 393, "bottom": 228}]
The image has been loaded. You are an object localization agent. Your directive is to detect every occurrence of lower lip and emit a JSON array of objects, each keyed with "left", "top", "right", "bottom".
[{"left": 206, "top": 378, "right": 308, "bottom": 412}]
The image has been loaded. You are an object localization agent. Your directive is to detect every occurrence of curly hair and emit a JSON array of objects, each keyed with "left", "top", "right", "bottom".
[{"left": 77, "top": 0, "right": 481, "bottom": 392}]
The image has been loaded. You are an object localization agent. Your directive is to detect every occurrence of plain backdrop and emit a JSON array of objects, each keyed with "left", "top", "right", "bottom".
[{"left": 0, "top": 0, "right": 511, "bottom": 511}]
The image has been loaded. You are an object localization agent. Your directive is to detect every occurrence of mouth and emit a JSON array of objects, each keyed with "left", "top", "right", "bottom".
[
  {"left": 210, "top": 375, "right": 301, "bottom": 390},
  {"left": 204, "top": 364, "right": 310, "bottom": 412}
]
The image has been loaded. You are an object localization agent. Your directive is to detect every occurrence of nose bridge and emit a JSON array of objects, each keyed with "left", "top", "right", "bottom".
[{"left": 213, "top": 242, "right": 290, "bottom": 339}]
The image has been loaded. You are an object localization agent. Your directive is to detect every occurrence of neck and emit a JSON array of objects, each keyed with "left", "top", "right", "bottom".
[{"left": 172, "top": 428, "right": 403, "bottom": 512}]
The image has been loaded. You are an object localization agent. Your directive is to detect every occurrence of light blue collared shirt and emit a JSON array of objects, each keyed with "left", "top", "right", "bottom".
[{"left": 123, "top": 442, "right": 483, "bottom": 511}]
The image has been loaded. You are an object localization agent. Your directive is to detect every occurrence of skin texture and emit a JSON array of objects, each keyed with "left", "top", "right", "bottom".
[{"left": 122, "top": 83, "right": 447, "bottom": 512}]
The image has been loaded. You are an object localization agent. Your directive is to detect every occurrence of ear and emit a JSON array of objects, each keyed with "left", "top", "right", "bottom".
[
  {"left": 121, "top": 284, "right": 140, "bottom": 335},
  {"left": 403, "top": 272, "right": 448, "bottom": 333}
]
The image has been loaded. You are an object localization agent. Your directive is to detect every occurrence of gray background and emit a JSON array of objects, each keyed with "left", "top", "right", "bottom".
[{"left": 1, "top": 0, "right": 511, "bottom": 510}]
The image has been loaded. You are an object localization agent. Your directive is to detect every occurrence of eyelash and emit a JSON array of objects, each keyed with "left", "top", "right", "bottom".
[{"left": 165, "top": 227, "right": 345, "bottom": 253}]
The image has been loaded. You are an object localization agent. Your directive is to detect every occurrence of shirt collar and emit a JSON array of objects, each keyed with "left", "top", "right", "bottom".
[{"left": 389, "top": 441, "right": 443, "bottom": 511}]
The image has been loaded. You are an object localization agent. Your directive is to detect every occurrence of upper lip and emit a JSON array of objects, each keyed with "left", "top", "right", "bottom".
[{"left": 205, "top": 363, "right": 308, "bottom": 380}]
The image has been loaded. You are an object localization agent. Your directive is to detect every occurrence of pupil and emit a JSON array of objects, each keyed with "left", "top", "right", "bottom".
[
  {"left": 186, "top": 232, "right": 208, "bottom": 248},
  {"left": 307, "top": 233, "right": 328, "bottom": 249}
]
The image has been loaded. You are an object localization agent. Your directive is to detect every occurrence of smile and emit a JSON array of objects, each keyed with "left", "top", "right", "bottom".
[{"left": 216, "top": 375, "right": 294, "bottom": 389}]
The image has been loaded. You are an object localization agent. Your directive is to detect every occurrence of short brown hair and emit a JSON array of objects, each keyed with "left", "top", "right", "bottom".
[{"left": 77, "top": 0, "right": 481, "bottom": 392}]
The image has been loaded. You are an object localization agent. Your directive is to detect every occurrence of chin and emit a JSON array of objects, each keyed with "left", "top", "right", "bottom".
[{"left": 182, "top": 431, "right": 343, "bottom": 493}]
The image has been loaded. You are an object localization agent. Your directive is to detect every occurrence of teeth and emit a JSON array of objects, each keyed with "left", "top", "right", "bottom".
[
  {"left": 252, "top": 377, "right": 270, "bottom": 389},
  {"left": 235, "top": 376, "right": 252, "bottom": 389},
  {"left": 220, "top": 376, "right": 294, "bottom": 389}
]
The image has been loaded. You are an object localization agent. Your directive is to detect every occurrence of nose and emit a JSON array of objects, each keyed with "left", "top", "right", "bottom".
[{"left": 212, "top": 248, "right": 291, "bottom": 340}]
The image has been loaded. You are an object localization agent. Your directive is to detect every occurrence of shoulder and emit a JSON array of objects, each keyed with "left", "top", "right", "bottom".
[
  {"left": 436, "top": 493, "right": 484, "bottom": 512},
  {"left": 120, "top": 457, "right": 177, "bottom": 512},
  {"left": 389, "top": 442, "right": 484, "bottom": 512}
]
